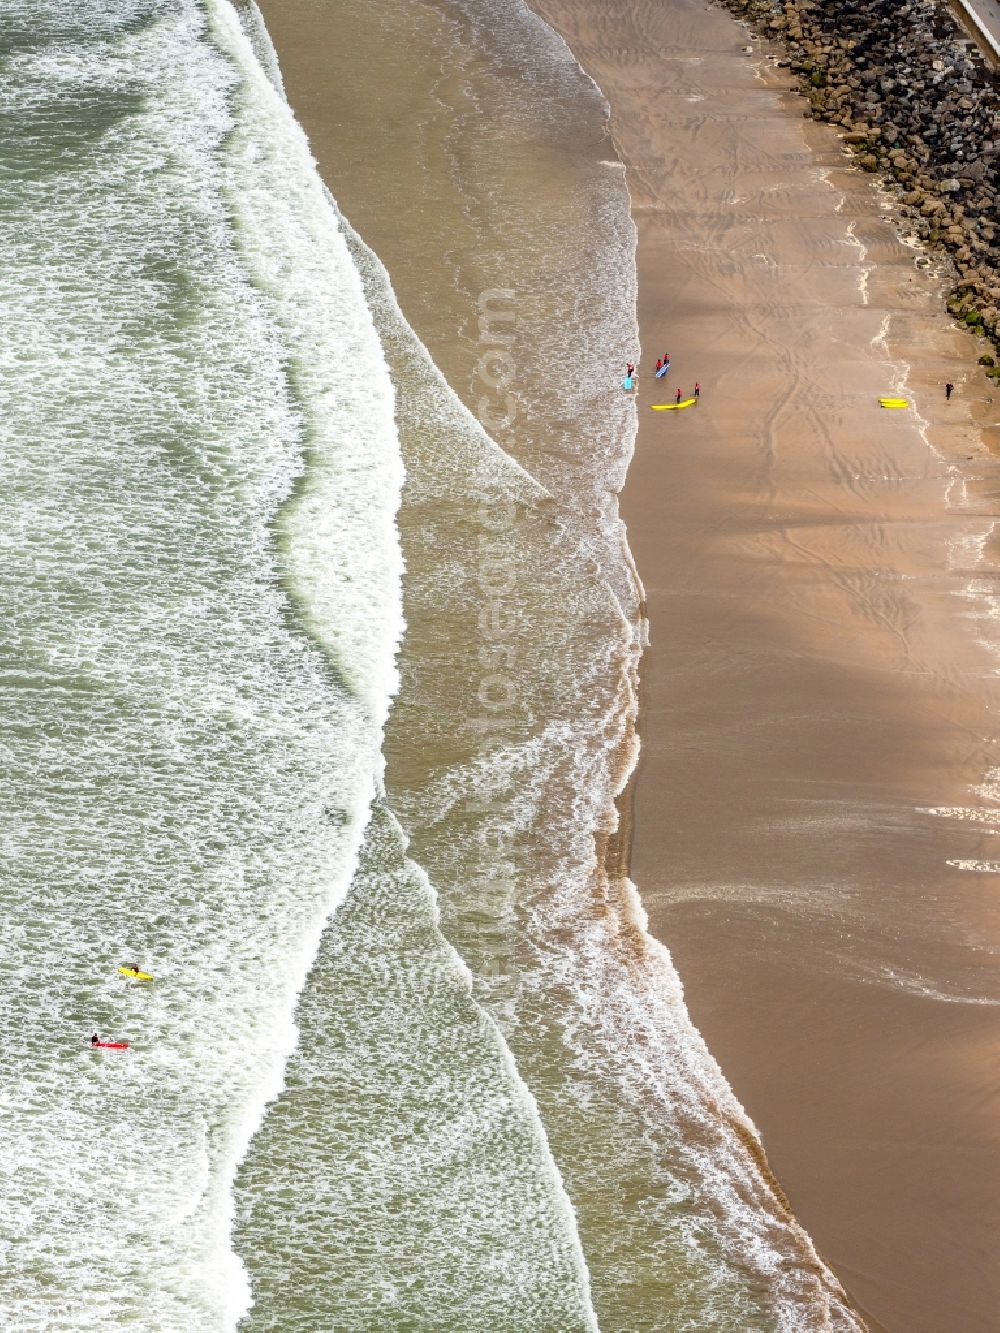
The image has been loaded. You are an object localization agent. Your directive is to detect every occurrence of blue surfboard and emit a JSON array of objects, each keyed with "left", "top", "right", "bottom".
[
  {"left": 655, "top": 361, "right": 671, "bottom": 378},
  {"left": 622, "top": 375, "right": 634, "bottom": 391}
]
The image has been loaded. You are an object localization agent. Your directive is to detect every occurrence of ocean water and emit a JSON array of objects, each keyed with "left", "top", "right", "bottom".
[
  {"left": 1, "top": 0, "right": 862, "bottom": 1329},
  {"left": 0, "top": 0, "right": 404, "bottom": 1326}
]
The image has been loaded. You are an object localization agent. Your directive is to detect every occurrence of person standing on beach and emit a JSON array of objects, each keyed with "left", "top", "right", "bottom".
[
  {"left": 655, "top": 358, "right": 662, "bottom": 374},
  {"left": 945, "top": 381, "right": 955, "bottom": 401},
  {"left": 694, "top": 382, "right": 701, "bottom": 401},
  {"left": 675, "top": 387, "right": 682, "bottom": 404}
]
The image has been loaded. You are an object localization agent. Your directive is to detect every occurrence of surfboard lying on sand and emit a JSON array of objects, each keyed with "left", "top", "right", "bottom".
[
  {"left": 651, "top": 399, "right": 696, "bottom": 410},
  {"left": 879, "top": 397, "right": 909, "bottom": 408}
]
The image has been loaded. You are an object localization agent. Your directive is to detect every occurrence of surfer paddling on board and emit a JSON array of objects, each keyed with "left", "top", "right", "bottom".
[{"left": 90, "top": 1033, "right": 100, "bottom": 1046}]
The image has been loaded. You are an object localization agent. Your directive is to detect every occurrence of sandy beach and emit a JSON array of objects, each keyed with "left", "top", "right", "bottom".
[
  {"left": 529, "top": 0, "right": 1000, "bottom": 1328},
  {"left": 255, "top": 0, "right": 1000, "bottom": 1327}
]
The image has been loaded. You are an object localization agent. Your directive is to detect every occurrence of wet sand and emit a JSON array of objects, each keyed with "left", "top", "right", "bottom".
[{"left": 528, "top": 0, "right": 1000, "bottom": 1328}]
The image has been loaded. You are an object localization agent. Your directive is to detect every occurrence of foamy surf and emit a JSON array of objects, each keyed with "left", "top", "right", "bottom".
[
  {"left": 227, "top": 55, "right": 603, "bottom": 1312},
  {"left": 235, "top": 801, "right": 600, "bottom": 1332},
  {"left": 0, "top": 0, "right": 400, "bottom": 1326}
]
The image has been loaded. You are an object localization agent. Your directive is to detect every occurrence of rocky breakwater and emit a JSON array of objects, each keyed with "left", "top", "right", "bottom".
[{"left": 717, "top": 0, "right": 1000, "bottom": 378}]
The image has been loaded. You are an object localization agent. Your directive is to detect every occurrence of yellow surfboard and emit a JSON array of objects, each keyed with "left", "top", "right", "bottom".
[
  {"left": 118, "top": 967, "right": 154, "bottom": 981},
  {"left": 651, "top": 399, "right": 697, "bottom": 411},
  {"left": 879, "top": 397, "right": 909, "bottom": 408}
]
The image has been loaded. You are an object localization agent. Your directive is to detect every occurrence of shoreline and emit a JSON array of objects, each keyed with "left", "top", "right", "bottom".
[
  {"left": 249, "top": 0, "right": 1000, "bottom": 1325},
  {"left": 531, "top": 0, "right": 1000, "bottom": 1328}
]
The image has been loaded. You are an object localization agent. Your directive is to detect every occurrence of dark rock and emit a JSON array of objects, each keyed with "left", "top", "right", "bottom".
[{"left": 711, "top": 0, "right": 1000, "bottom": 360}]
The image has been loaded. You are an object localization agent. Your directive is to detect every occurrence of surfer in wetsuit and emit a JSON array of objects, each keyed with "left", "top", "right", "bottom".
[
  {"left": 694, "top": 382, "right": 701, "bottom": 400},
  {"left": 675, "top": 387, "right": 682, "bottom": 404},
  {"left": 945, "top": 382, "right": 955, "bottom": 401},
  {"left": 626, "top": 362, "right": 634, "bottom": 379},
  {"left": 655, "top": 359, "right": 662, "bottom": 374},
  {"left": 90, "top": 1033, "right": 100, "bottom": 1046}
]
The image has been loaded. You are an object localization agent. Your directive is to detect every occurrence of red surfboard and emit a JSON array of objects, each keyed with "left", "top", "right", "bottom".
[{"left": 90, "top": 1041, "right": 129, "bottom": 1050}]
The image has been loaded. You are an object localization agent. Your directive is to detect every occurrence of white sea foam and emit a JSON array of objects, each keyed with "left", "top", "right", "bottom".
[
  {"left": 209, "top": 0, "right": 405, "bottom": 717},
  {"left": 233, "top": 0, "right": 285, "bottom": 96},
  {"left": 235, "top": 801, "right": 600, "bottom": 1331},
  {"left": 0, "top": 1, "right": 401, "bottom": 1327},
  {"left": 226, "top": 5, "right": 603, "bottom": 1325}
]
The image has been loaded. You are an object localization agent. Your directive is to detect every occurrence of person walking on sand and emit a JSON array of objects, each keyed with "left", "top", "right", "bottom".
[
  {"left": 945, "top": 381, "right": 955, "bottom": 401},
  {"left": 694, "top": 382, "right": 701, "bottom": 401}
]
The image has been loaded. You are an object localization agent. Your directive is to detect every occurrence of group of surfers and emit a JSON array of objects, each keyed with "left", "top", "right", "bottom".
[
  {"left": 624, "top": 352, "right": 671, "bottom": 379},
  {"left": 625, "top": 356, "right": 701, "bottom": 403},
  {"left": 90, "top": 963, "right": 145, "bottom": 1045}
]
